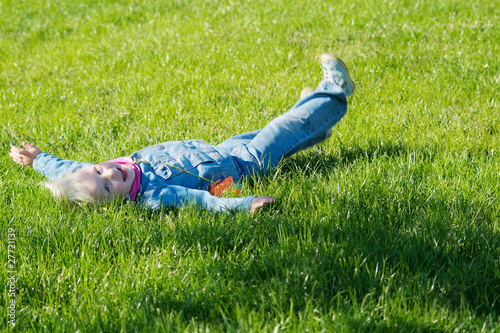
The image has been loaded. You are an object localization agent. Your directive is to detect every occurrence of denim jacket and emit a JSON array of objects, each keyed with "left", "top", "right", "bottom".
[{"left": 33, "top": 140, "right": 256, "bottom": 212}]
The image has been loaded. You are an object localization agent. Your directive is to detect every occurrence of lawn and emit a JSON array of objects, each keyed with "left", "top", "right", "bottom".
[{"left": 1, "top": 0, "right": 500, "bottom": 331}]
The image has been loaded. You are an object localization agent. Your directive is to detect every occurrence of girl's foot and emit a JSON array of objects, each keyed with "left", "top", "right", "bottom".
[{"left": 320, "top": 53, "right": 356, "bottom": 97}]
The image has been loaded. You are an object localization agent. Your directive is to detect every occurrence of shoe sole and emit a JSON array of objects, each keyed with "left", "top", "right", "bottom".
[{"left": 320, "top": 53, "right": 356, "bottom": 96}]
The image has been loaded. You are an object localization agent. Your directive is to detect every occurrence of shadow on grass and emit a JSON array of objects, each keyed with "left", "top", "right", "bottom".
[
  {"left": 156, "top": 208, "right": 499, "bottom": 331},
  {"left": 280, "top": 139, "right": 412, "bottom": 176}
]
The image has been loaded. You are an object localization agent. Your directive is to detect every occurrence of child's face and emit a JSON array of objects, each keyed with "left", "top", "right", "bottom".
[{"left": 76, "top": 162, "right": 136, "bottom": 202}]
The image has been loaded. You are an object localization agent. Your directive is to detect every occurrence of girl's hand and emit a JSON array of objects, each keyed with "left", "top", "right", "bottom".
[
  {"left": 251, "top": 196, "right": 275, "bottom": 213},
  {"left": 9, "top": 142, "right": 42, "bottom": 168}
]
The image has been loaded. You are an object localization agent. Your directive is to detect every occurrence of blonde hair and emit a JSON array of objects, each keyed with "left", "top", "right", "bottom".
[{"left": 42, "top": 168, "right": 95, "bottom": 204}]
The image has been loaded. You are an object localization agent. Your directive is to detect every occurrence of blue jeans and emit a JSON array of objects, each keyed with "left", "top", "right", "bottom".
[{"left": 217, "top": 80, "right": 347, "bottom": 178}]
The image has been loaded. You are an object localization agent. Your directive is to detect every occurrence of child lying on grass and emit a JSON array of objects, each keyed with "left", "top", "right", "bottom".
[{"left": 9, "top": 53, "right": 355, "bottom": 213}]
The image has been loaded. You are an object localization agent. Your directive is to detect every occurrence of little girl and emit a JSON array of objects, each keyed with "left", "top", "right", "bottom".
[{"left": 9, "top": 53, "right": 355, "bottom": 213}]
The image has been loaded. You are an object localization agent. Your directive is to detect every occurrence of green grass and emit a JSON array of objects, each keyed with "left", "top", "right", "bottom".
[{"left": 1, "top": 0, "right": 500, "bottom": 331}]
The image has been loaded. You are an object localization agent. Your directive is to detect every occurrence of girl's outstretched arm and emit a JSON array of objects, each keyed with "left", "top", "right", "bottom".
[
  {"left": 9, "top": 142, "right": 42, "bottom": 168},
  {"left": 139, "top": 185, "right": 275, "bottom": 213},
  {"left": 10, "top": 142, "right": 91, "bottom": 180}
]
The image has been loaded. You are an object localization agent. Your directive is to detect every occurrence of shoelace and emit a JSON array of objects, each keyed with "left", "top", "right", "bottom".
[{"left": 323, "top": 66, "right": 347, "bottom": 89}]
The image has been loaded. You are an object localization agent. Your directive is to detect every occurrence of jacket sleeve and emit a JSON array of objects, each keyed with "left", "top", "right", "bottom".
[
  {"left": 137, "top": 185, "right": 256, "bottom": 213},
  {"left": 33, "top": 152, "right": 93, "bottom": 181}
]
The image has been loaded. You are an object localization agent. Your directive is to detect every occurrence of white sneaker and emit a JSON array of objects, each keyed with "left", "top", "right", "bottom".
[{"left": 320, "top": 53, "right": 356, "bottom": 97}]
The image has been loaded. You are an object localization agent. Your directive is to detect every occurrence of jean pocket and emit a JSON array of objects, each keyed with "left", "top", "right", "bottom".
[{"left": 151, "top": 150, "right": 218, "bottom": 180}]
